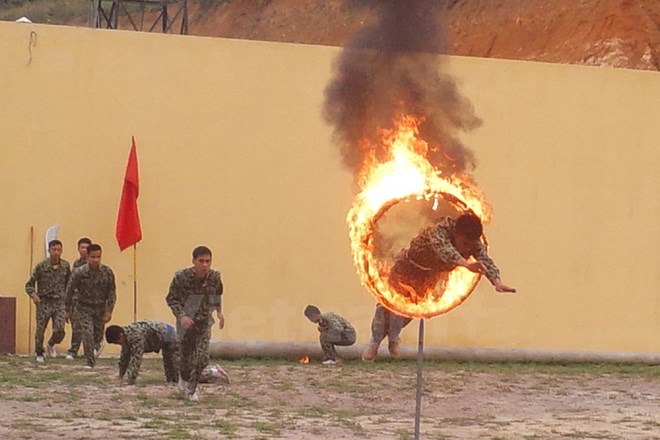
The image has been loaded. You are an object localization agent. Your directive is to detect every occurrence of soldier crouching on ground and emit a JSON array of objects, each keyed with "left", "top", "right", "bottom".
[
  {"left": 304, "top": 305, "right": 356, "bottom": 365},
  {"left": 105, "top": 320, "right": 179, "bottom": 385}
]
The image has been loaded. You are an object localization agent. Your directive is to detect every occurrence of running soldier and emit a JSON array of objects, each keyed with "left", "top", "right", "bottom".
[
  {"left": 362, "top": 213, "right": 516, "bottom": 362},
  {"left": 166, "top": 245, "right": 224, "bottom": 401},
  {"left": 105, "top": 320, "right": 179, "bottom": 385},
  {"left": 65, "top": 237, "right": 91, "bottom": 360},
  {"left": 25, "top": 239, "right": 71, "bottom": 363},
  {"left": 65, "top": 243, "right": 116, "bottom": 369},
  {"left": 304, "top": 305, "right": 356, "bottom": 365}
]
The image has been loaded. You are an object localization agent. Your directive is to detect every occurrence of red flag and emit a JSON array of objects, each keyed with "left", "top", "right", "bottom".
[{"left": 115, "top": 136, "right": 142, "bottom": 251}]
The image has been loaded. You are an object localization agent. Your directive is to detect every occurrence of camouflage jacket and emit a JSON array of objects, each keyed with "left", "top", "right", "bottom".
[
  {"left": 406, "top": 216, "right": 500, "bottom": 283},
  {"left": 166, "top": 268, "right": 223, "bottom": 324},
  {"left": 318, "top": 312, "right": 356, "bottom": 341},
  {"left": 119, "top": 320, "right": 177, "bottom": 384},
  {"left": 25, "top": 258, "right": 71, "bottom": 300},
  {"left": 72, "top": 258, "right": 87, "bottom": 269},
  {"left": 65, "top": 263, "right": 116, "bottom": 313}
]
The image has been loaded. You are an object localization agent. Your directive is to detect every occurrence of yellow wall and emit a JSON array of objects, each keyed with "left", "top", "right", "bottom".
[{"left": 1, "top": 22, "right": 658, "bottom": 355}]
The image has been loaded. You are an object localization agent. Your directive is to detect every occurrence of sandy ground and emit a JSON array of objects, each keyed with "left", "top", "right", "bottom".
[{"left": 0, "top": 355, "right": 658, "bottom": 439}]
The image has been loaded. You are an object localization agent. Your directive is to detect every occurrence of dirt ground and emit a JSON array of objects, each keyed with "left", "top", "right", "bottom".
[{"left": 0, "top": 355, "right": 658, "bottom": 439}]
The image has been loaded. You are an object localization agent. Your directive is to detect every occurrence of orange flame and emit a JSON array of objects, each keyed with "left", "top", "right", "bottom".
[
  {"left": 348, "top": 115, "right": 491, "bottom": 319},
  {"left": 299, "top": 356, "right": 310, "bottom": 364}
]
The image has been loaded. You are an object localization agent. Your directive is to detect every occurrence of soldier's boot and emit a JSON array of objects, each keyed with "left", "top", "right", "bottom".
[
  {"left": 361, "top": 340, "right": 380, "bottom": 362},
  {"left": 388, "top": 339, "right": 401, "bottom": 358},
  {"left": 186, "top": 382, "right": 199, "bottom": 402},
  {"left": 178, "top": 377, "right": 189, "bottom": 394}
]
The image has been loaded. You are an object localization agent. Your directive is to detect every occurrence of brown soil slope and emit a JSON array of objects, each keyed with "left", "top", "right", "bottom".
[{"left": 185, "top": 0, "right": 659, "bottom": 71}]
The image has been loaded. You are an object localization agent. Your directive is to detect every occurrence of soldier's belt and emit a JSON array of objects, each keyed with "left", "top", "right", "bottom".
[{"left": 405, "top": 250, "right": 434, "bottom": 271}]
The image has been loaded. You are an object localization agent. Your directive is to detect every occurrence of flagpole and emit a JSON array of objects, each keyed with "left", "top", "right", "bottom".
[{"left": 133, "top": 244, "right": 137, "bottom": 321}]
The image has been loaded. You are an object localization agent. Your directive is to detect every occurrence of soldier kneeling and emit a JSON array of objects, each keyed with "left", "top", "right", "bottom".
[{"left": 105, "top": 320, "right": 179, "bottom": 385}]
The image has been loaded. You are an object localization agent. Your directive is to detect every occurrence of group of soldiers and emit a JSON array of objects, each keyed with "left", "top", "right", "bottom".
[
  {"left": 26, "top": 241, "right": 227, "bottom": 402},
  {"left": 26, "top": 213, "right": 516, "bottom": 401},
  {"left": 25, "top": 237, "right": 108, "bottom": 366}
]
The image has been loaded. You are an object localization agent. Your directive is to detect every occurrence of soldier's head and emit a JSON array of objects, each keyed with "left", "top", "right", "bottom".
[
  {"left": 192, "top": 246, "right": 212, "bottom": 279},
  {"left": 87, "top": 244, "right": 102, "bottom": 269},
  {"left": 48, "top": 240, "right": 63, "bottom": 260},
  {"left": 77, "top": 237, "right": 92, "bottom": 259},
  {"left": 304, "top": 305, "right": 322, "bottom": 323},
  {"left": 105, "top": 325, "right": 126, "bottom": 345},
  {"left": 453, "top": 213, "right": 483, "bottom": 253}
]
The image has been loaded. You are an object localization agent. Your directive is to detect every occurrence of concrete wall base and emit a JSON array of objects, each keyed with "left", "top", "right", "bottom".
[{"left": 210, "top": 340, "right": 660, "bottom": 365}]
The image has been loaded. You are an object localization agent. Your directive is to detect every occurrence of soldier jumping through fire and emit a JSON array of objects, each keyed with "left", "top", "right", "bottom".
[
  {"left": 362, "top": 212, "right": 516, "bottom": 362},
  {"left": 304, "top": 305, "right": 357, "bottom": 365},
  {"left": 105, "top": 320, "right": 179, "bottom": 385}
]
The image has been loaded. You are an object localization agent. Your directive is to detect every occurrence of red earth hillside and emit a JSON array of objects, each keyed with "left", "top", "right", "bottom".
[{"left": 184, "top": 0, "right": 658, "bottom": 71}]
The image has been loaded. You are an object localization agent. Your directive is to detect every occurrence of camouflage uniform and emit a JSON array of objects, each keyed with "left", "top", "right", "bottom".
[
  {"left": 371, "top": 216, "right": 500, "bottom": 346},
  {"left": 25, "top": 258, "right": 71, "bottom": 356},
  {"left": 66, "top": 258, "right": 86, "bottom": 357},
  {"left": 118, "top": 320, "right": 179, "bottom": 385},
  {"left": 65, "top": 263, "right": 116, "bottom": 367},
  {"left": 368, "top": 303, "right": 412, "bottom": 348},
  {"left": 317, "top": 312, "right": 356, "bottom": 361},
  {"left": 388, "top": 216, "right": 500, "bottom": 303},
  {"left": 166, "top": 267, "right": 223, "bottom": 395}
]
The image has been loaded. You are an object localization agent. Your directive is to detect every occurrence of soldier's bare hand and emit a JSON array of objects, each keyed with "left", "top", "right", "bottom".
[
  {"left": 31, "top": 295, "right": 40, "bottom": 305},
  {"left": 104, "top": 312, "right": 112, "bottom": 323},
  {"left": 495, "top": 284, "right": 517, "bottom": 293},
  {"left": 180, "top": 316, "right": 194, "bottom": 330},
  {"left": 217, "top": 313, "right": 225, "bottom": 330}
]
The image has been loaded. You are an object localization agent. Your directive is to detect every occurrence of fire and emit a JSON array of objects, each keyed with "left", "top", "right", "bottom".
[
  {"left": 347, "top": 115, "right": 491, "bottom": 319},
  {"left": 299, "top": 356, "right": 310, "bottom": 364}
]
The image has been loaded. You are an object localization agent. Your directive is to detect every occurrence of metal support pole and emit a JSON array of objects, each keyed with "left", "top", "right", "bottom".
[{"left": 414, "top": 318, "right": 425, "bottom": 439}]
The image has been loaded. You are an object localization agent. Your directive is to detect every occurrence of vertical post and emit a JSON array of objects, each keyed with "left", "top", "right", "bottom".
[
  {"left": 133, "top": 244, "right": 137, "bottom": 321},
  {"left": 89, "top": 0, "right": 100, "bottom": 28},
  {"left": 181, "top": 0, "right": 188, "bottom": 35},
  {"left": 162, "top": 4, "right": 168, "bottom": 33},
  {"left": 27, "top": 226, "right": 35, "bottom": 354},
  {"left": 414, "top": 318, "right": 425, "bottom": 440}
]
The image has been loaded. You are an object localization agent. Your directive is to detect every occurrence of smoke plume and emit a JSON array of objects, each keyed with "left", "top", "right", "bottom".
[{"left": 323, "top": 0, "right": 482, "bottom": 178}]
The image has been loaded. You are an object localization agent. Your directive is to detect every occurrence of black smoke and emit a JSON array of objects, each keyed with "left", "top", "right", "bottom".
[{"left": 323, "top": 0, "right": 482, "bottom": 178}]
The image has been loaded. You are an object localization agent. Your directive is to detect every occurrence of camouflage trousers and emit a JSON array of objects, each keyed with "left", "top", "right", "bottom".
[
  {"left": 369, "top": 303, "right": 412, "bottom": 346},
  {"left": 73, "top": 305, "right": 106, "bottom": 367},
  {"left": 177, "top": 320, "right": 211, "bottom": 394},
  {"left": 320, "top": 328, "right": 356, "bottom": 361},
  {"left": 67, "top": 306, "right": 82, "bottom": 356},
  {"left": 66, "top": 309, "right": 102, "bottom": 357},
  {"left": 160, "top": 341, "right": 180, "bottom": 383},
  {"left": 34, "top": 297, "right": 66, "bottom": 356}
]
